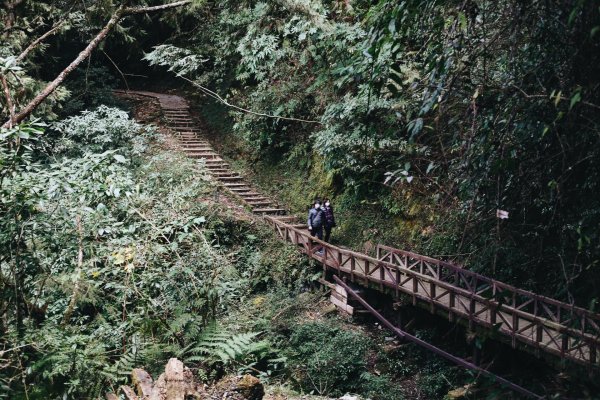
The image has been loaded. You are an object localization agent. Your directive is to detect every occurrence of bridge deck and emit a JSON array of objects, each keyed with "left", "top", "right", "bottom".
[{"left": 264, "top": 217, "right": 600, "bottom": 368}]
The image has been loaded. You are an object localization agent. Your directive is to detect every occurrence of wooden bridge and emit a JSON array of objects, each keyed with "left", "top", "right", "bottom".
[
  {"left": 264, "top": 217, "right": 600, "bottom": 368},
  {"left": 116, "top": 90, "right": 600, "bottom": 377}
]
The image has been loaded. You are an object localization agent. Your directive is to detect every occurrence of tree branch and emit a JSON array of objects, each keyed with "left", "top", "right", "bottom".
[
  {"left": 2, "top": 0, "right": 191, "bottom": 128},
  {"left": 102, "top": 50, "right": 129, "bottom": 91},
  {"left": 16, "top": 21, "right": 65, "bottom": 63},
  {"left": 123, "top": 0, "right": 192, "bottom": 15},
  {"left": 177, "top": 74, "right": 323, "bottom": 125}
]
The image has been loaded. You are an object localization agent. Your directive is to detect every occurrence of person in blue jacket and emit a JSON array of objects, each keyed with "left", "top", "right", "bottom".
[{"left": 307, "top": 199, "right": 324, "bottom": 240}]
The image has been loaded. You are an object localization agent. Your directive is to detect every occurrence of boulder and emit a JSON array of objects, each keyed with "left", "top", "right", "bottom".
[{"left": 234, "top": 374, "right": 264, "bottom": 400}]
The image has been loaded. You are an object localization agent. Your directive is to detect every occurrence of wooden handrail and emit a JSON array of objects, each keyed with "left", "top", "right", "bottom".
[
  {"left": 376, "top": 244, "right": 600, "bottom": 336},
  {"left": 265, "top": 216, "right": 600, "bottom": 366}
]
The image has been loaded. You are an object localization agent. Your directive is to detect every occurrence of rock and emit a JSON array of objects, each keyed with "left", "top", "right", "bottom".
[
  {"left": 108, "top": 358, "right": 204, "bottom": 400},
  {"left": 132, "top": 368, "right": 154, "bottom": 398},
  {"left": 338, "top": 395, "right": 360, "bottom": 400},
  {"left": 447, "top": 384, "right": 472, "bottom": 399},
  {"left": 165, "top": 358, "right": 186, "bottom": 400},
  {"left": 234, "top": 374, "right": 264, "bottom": 400},
  {"left": 120, "top": 385, "right": 139, "bottom": 400}
]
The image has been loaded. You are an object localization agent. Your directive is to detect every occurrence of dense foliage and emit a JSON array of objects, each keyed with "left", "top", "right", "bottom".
[
  {"left": 144, "top": 0, "right": 600, "bottom": 307},
  {"left": 2, "top": 0, "right": 600, "bottom": 398}
]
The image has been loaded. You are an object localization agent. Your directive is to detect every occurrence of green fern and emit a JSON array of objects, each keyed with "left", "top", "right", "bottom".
[{"left": 184, "top": 324, "right": 268, "bottom": 366}]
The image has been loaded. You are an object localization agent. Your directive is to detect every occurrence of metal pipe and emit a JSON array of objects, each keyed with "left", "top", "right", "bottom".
[{"left": 332, "top": 275, "right": 544, "bottom": 400}]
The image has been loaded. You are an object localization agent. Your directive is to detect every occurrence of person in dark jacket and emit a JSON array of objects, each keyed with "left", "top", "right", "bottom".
[
  {"left": 322, "top": 198, "right": 336, "bottom": 242},
  {"left": 307, "top": 199, "right": 324, "bottom": 240}
]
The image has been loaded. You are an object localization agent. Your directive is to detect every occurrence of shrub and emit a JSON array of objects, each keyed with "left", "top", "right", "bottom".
[{"left": 287, "top": 321, "right": 370, "bottom": 397}]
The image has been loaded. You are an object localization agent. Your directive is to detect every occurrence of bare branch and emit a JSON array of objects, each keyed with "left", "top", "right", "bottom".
[
  {"left": 16, "top": 21, "right": 65, "bottom": 63},
  {"left": 177, "top": 75, "right": 323, "bottom": 125},
  {"left": 123, "top": 0, "right": 192, "bottom": 15},
  {"left": 102, "top": 50, "right": 129, "bottom": 91}
]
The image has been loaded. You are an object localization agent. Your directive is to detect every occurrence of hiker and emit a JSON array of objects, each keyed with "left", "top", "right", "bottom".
[
  {"left": 322, "top": 198, "right": 336, "bottom": 242},
  {"left": 307, "top": 199, "right": 324, "bottom": 240}
]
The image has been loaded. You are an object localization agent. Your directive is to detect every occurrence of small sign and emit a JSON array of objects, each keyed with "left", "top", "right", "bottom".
[{"left": 496, "top": 209, "right": 509, "bottom": 219}]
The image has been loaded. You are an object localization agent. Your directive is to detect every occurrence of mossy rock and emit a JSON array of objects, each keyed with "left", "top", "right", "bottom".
[{"left": 235, "top": 375, "right": 264, "bottom": 400}]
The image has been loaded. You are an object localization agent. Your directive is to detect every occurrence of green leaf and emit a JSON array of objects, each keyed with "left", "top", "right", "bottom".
[
  {"left": 113, "top": 154, "right": 127, "bottom": 163},
  {"left": 569, "top": 91, "right": 582, "bottom": 110},
  {"left": 553, "top": 91, "right": 562, "bottom": 107},
  {"left": 388, "top": 19, "right": 396, "bottom": 34}
]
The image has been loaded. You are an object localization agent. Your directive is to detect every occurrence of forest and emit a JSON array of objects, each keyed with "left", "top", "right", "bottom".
[{"left": 1, "top": 0, "right": 600, "bottom": 399}]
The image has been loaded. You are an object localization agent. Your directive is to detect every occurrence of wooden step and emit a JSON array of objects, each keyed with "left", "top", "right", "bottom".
[
  {"left": 246, "top": 200, "right": 272, "bottom": 206},
  {"left": 166, "top": 118, "right": 193, "bottom": 122},
  {"left": 224, "top": 183, "right": 249, "bottom": 188},
  {"left": 240, "top": 195, "right": 269, "bottom": 201},
  {"left": 206, "top": 167, "right": 230, "bottom": 172},
  {"left": 252, "top": 208, "right": 286, "bottom": 215},
  {"left": 180, "top": 141, "right": 206, "bottom": 145},
  {"left": 183, "top": 147, "right": 213, "bottom": 151},
  {"left": 185, "top": 151, "right": 218, "bottom": 156},
  {"left": 235, "top": 191, "right": 261, "bottom": 196},
  {"left": 217, "top": 176, "right": 243, "bottom": 182},
  {"left": 212, "top": 172, "right": 236, "bottom": 177},
  {"left": 188, "top": 154, "right": 220, "bottom": 160},
  {"left": 204, "top": 161, "right": 229, "bottom": 167}
]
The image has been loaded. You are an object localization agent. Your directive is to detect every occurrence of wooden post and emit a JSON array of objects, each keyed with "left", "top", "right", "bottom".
[
  {"left": 412, "top": 277, "right": 418, "bottom": 306},
  {"left": 469, "top": 297, "right": 476, "bottom": 331},
  {"left": 512, "top": 312, "right": 519, "bottom": 348},
  {"left": 395, "top": 269, "right": 400, "bottom": 298},
  {"left": 430, "top": 281, "right": 436, "bottom": 314},
  {"left": 561, "top": 334, "right": 569, "bottom": 356},
  {"left": 449, "top": 291, "right": 456, "bottom": 322}
]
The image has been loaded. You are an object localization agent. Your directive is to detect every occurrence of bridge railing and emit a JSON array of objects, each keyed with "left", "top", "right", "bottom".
[
  {"left": 377, "top": 245, "right": 600, "bottom": 358},
  {"left": 265, "top": 216, "right": 600, "bottom": 367}
]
